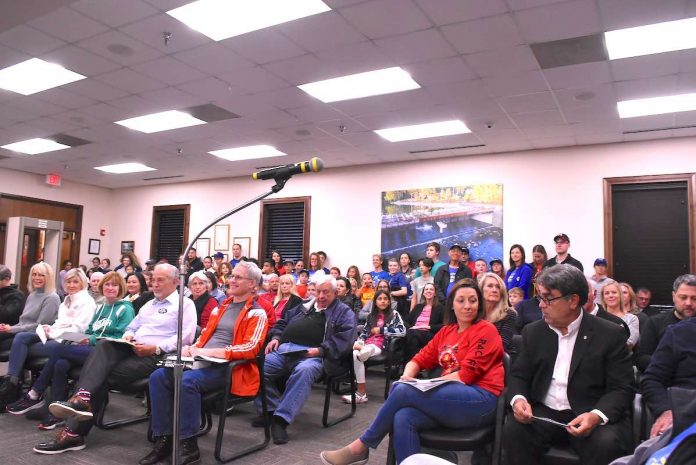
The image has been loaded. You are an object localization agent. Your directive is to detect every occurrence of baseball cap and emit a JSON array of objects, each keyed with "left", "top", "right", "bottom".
[
  {"left": 553, "top": 233, "right": 570, "bottom": 243},
  {"left": 594, "top": 258, "right": 608, "bottom": 266},
  {"left": 213, "top": 252, "right": 224, "bottom": 259},
  {"left": 449, "top": 244, "right": 463, "bottom": 252},
  {"left": 145, "top": 258, "right": 157, "bottom": 266},
  {"left": 489, "top": 258, "right": 503, "bottom": 266}
]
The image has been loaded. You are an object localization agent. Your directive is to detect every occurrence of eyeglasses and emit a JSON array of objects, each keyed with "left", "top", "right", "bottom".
[
  {"left": 535, "top": 294, "right": 572, "bottom": 305},
  {"left": 230, "top": 274, "right": 252, "bottom": 281}
]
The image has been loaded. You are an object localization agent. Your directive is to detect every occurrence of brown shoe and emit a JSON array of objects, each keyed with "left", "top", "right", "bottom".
[
  {"left": 33, "top": 428, "right": 86, "bottom": 454},
  {"left": 320, "top": 446, "right": 369, "bottom": 465},
  {"left": 49, "top": 394, "right": 92, "bottom": 421}
]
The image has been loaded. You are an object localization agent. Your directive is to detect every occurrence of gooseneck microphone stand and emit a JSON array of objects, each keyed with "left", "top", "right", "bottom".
[{"left": 171, "top": 176, "right": 288, "bottom": 465}]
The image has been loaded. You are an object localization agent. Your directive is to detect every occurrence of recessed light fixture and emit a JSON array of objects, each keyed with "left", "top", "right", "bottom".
[
  {"left": 375, "top": 120, "right": 471, "bottom": 142},
  {"left": 617, "top": 92, "right": 696, "bottom": 118},
  {"left": 94, "top": 162, "right": 157, "bottom": 174},
  {"left": 298, "top": 67, "right": 421, "bottom": 103},
  {"left": 115, "top": 110, "right": 206, "bottom": 133},
  {"left": 167, "top": 0, "right": 331, "bottom": 41},
  {"left": 209, "top": 145, "right": 286, "bottom": 161},
  {"left": 0, "top": 58, "right": 86, "bottom": 95},
  {"left": 605, "top": 17, "right": 696, "bottom": 60},
  {"left": 1, "top": 138, "right": 70, "bottom": 155}
]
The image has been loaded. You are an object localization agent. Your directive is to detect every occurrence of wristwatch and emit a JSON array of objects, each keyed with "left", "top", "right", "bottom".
[{"left": 155, "top": 346, "right": 162, "bottom": 356}]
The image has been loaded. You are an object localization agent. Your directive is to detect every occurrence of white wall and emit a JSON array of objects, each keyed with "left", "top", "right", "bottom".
[
  {"left": 0, "top": 168, "right": 113, "bottom": 268},
  {"left": 107, "top": 136, "right": 696, "bottom": 273}
]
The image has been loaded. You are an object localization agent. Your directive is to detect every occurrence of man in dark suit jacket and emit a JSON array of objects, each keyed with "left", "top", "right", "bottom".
[{"left": 503, "top": 265, "right": 634, "bottom": 465}]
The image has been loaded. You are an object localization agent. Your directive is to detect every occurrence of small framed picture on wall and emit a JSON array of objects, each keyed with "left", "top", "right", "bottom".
[
  {"left": 121, "top": 241, "right": 135, "bottom": 255},
  {"left": 195, "top": 238, "right": 210, "bottom": 258},
  {"left": 88, "top": 239, "right": 100, "bottom": 255},
  {"left": 233, "top": 237, "right": 251, "bottom": 258},
  {"left": 214, "top": 224, "right": 229, "bottom": 251}
]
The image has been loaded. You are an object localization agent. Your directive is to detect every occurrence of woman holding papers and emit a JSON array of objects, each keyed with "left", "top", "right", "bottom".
[
  {"left": 321, "top": 278, "right": 504, "bottom": 465},
  {"left": 5, "top": 272, "right": 133, "bottom": 429},
  {"left": 0, "top": 268, "right": 95, "bottom": 410}
]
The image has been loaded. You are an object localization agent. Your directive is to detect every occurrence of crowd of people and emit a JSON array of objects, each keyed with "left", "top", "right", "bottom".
[{"left": 0, "top": 231, "right": 693, "bottom": 465}]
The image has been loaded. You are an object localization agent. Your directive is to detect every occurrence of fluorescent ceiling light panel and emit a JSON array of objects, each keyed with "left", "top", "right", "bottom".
[
  {"left": 115, "top": 110, "right": 206, "bottom": 133},
  {"left": 209, "top": 145, "right": 286, "bottom": 161},
  {"left": 617, "top": 92, "right": 696, "bottom": 118},
  {"left": 605, "top": 17, "right": 696, "bottom": 60},
  {"left": 94, "top": 163, "right": 157, "bottom": 174},
  {"left": 1, "top": 138, "right": 70, "bottom": 155},
  {"left": 0, "top": 58, "right": 86, "bottom": 95},
  {"left": 298, "top": 67, "right": 421, "bottom": 103},
  {"left": 167, "top": 0, "right": 331, "bottom": 41},
  {"left": 375, "top": 120, "right": 471, "bottom": 142}
]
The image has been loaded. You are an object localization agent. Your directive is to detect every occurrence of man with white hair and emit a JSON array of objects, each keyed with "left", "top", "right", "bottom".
[
  {"left": 253, "top": 273, "right": 356, "bottom": 445},
  {"left": 88, "top": 272, "right": 105, "bottom": 305},
  {"left": 36, "top": 263, "right": 197, "bottom": 455}
]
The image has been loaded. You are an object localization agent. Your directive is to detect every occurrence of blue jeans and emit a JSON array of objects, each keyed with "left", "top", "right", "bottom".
[
  {"left": 360, "top": 382, "right": 498, "bottom": 464},
  {"left": 149, "top": 365, "right": 228, "bottom": 439},
  {"left": 33, "top": 344, "right": 93, "bottom": 401},
  {"left": 256, "top": 343, "right": 324, "bottom": 424},
  {"left": 7, "top": 332, "right": 61, "bottom": 379}
]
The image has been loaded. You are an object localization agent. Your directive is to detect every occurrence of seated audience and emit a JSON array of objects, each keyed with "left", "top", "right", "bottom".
[
  {"left": 260, "top": 263, "right": 275, "bottom": 291},
  {"left": 317, "top": 251, "right": 331, "bottom": 274},
  {"left": 282, "top": 260, "right": 294, "bottom": 277},
  {"left": 202, "top": 256, "right": 216, "bottom": 274},
  {"left": 212, "top": 251, "right": 225, "bottom": 270},
  {"left": 410, "top": 257, "right": 434, "bottom": 311},
  {"left": 229, "top": 243, "right": 244, "bottom": 268},
  {"left": 370, "top": 254, "right": 389, "bottom": 283},
  {"left": 330, "top": 267, "right": 341, "bottom": 279},
  {"left": 489, "top": 258, "right": 506, "bottom": 281},
  {"left": 434, "top": 244, "right": 473, "bottom": 302},
  {"left": 87, "top": 257, "right": 103, "bottom": 278},
  {"left": 386, "top": 258, "right": 410, "bottom": 319},
  {"left": 356, "top": 273, "right": 375, "bottom": 308},
  {"left": 58, "top": 260, "right": 73, "bottom": 297},
  {"left": 480, "top": 272, "right": 518, "bottom": 352},
  {"left": 530, "top": 244, "right": 547, "bottom": 294},
  {"left": 292, "top": 259, "right": 305, "bottom": 282},
  {"left": 88, "top": 272, "right": 105, "bottom": 305},
  {"left": 204, "top": 271, "right": 226, "bottom": 305},
  {"left": 259, "top": 274, "right": 279, "bottom": 305},
  {"left": 505, "top": 244, "right": 534, "bottom": 298},
  {"left": 35, "top": 263, "right": 197, "bottom": 455},
  {"left": 0, "top": 265, "right": 25, "bottom": 330},
  {"left": 636, "top": 275, "right": 696, "bottom": 372},
  {"left": 346, "top": 266, "right": 361, "bottom": 287},
  {"left": 398, "top": 252, "right": 415, "bottom": 282},
  {"left": 139, "top": 261, "right": 268, "bottom": 465},
  {"left": 543, "top": 233, "right": 583, "bottom": 271},
  {"left": 342, "top": 290, "right": 405, "bottom": 405},
  {"left": 141, "top": 270, "right": 153, "bottom": 292},
  {"left": 188, "top": 271, "right": 218, "bottom": 328},
  {"left": 583, "top": 278, "right": 630, "bottom": 338},
  {"left": 100, "top": 258, "right": 112, "bottom": 273},
  {"left": 601, "top": 280, "right": 639, "bottom": 349},
  {"left": 336, "top": 277, "right": 361, "bottom": 316},
  {"left": 321, "top": 278, "right": 504, "bottom": 465},
  {"left": 508, "top": 287, "right": 524, "bottom": 307},
  {"left": 514, "top": 292, "right": 542, "bottom": 332},
  {"left": 184, "top": 248, "right": 203, "bottom": 281},
  {"left": 6, "top": 272, "right": 134, "bottom": 429},
  {"left": 217, "top": 262, "right": 232, "bottom": 289},
  {"left": 620, "top": 281, "right": 649, "bottom": 335},
  {"left": 0, "top": 262, "right": 60, "bottom": 352},
  {"left": 405, "top": 283, "right": 444, "bottom": 361},
  {"left": 460, "top": 247, "right": 476, "bottom": 277},
  {"left": 641, "top": 316, "right": 696, "bottom": 439},
  {"left": 295, "top": 269, "right": 310, "bottom": 298},
  {"left": 414, "top": 242, "right": 445, "bottom": 279},
  {"left": 115, "top": 252, "right": 142, "bottom": 277},
  {"left": 474, "top": 258, "right": 488, "bottom": 277},
  {"left": 271, "top": 250, "right": 285, "bottom": 275},
  {"left": 124, "top": 272, "right": 154, "bottom": 314},
  {"left": 308, "top": 252, "right": 323, "bottom": 277},
  {"left": 273, "top": 274, "right": 303, "bottom": 322},
  {"left": 636, "top": 286, "right": 656, "bottom": 316},
  {"left": 0, "top": 268, "right": 95, "bottom": 408},
  {"left": 253, "top": 274, "right": 355, "bottom": 445},
  {"left": 503, "top": 265, "right": 634, "bottom": 465}
]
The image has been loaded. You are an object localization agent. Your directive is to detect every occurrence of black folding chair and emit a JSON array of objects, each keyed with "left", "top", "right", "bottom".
[{"left": 363, "top": 337, "right": 406, "bottom": 399}]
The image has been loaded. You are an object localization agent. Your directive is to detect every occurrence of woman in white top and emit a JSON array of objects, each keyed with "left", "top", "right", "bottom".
[{"left": 601, "top": 279, "right": 639, "bottom": 349}]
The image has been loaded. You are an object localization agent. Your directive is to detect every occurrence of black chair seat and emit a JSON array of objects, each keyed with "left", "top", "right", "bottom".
[
  {"left": 420, "top": 425, "right": 495, "bottom": 450},
  {"left": 0, "top": 349, "right": 10, "bottom": 362},
  {"left": 541, "top": 446, "right": 581, "bottom": 465},
  {"left": 27, "top": 357, "right": 49, "bottom": 371}
]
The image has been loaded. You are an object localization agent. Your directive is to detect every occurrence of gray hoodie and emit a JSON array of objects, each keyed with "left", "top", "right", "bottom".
[{"left": 10, "top": 289, "right": 60, "bottom": 333}]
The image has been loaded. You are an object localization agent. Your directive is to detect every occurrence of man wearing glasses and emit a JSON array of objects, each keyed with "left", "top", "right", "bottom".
[
  {"left": 544, "top": 233, "right": 584, "bottom": 271},
  {"left": 503, "top": 265, "right": 634, "bottom": 465}
]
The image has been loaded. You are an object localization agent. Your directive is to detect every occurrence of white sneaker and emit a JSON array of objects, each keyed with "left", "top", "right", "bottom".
[{"left": 341, "top": 393, "right": 368, "bottom": 404}]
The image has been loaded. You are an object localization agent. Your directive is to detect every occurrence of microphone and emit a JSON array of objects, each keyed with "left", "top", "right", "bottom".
[{"left": 252, "top": 157, "right": 324, "bottom": 181}]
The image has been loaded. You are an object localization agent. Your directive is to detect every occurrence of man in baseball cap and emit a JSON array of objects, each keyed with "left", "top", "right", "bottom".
[
  {"left": 433, "top": 244, "right": 472, "bottom": 302},
  {"left": 544, "top": 233, "right": 583, "bottom": 271}
]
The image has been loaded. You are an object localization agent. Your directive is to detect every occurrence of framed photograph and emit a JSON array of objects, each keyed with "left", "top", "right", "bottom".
[
  {"left": 213, "top": 224, "right": 229, "bottom": 251},
  {"left": 233, "top": 237, "right": 251, "bottom": 257},
  {"left": 88, "top": 238, "right": 101, "bottom": 255},
  {"left": 223, "top": 253, "right": 228, "bottom": 262},
  {"left": 121, "top": 241, "right": 135, "bottom": 255},
  {"left": 195, "top": 238, "right": 210, "bottom": 258}
]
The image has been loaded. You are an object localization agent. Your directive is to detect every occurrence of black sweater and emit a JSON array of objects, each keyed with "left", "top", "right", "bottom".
[
  {"left": 0, "top": 284, "right": 25, "bottom": 325},
  {"left": 407, "top": 303, "right": 444, "bottom": 334}
]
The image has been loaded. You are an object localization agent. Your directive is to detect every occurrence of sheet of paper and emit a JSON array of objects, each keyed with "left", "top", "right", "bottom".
[
  {"left": 394, "top": 378, "right": 456, "bottom": 392},
  {"left": 35, "top": 324, "right": 47, "bottom": 344},
  {"left": 532, "top": 415, "right": 569, "bottom": 428}
]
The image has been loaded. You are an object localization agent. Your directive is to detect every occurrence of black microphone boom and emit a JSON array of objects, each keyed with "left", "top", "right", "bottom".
[{"left": 252, "top": 157, "right": 324, "bottom": 181}]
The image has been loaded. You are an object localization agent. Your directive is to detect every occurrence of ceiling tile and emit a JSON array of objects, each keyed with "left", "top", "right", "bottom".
[
  {"left": 173, "top": 43, "right": 254, "bottom": 78},
  {"left": 515, "top": 0, "right": 602, "bottom": 43},
  {"left": 29, "top": 7, "right": 109, "bottom": 43},
  {"left": 34, "top": 87, "right": 97, "bottom": 110},
  {"left": 176, "top": 77, "right": 244, "bottom": 102},
  {"left": 559, "top": 103, "right": 619, "bottom": 123},
  {"left": 609, "top": 54, "right": 681, "bottom": 81},
  {"left": 498, "top": 92, "right": 558, "bottom": 114},
  {"left": 506, "top": 0, "right": 571, "bottom": 11},
  {"left": 0, "top": 25, "right": 66, "bottom": 55},
  {"left": 132, "top": 56, "right": 208, "bottom": 86},
  {"left": 0, "top": 44, "right": 30, "bottom": 69},
  {"left": 72, "top": 0, "right": 159, "bottom": 27},
  {"left": 543, "top": 61, "right": 613, "bottom": 90},
  {"left": 530, "top": 135, "right": 576, "bottom": 149},
  {"left": 24, "top": 115, "right": 81, "bottom": 134},
  {"left": 220, "top": 66, "right": 290, "bottom": 94},
  {"left": 6, "top": 96, "right": 67, "bottom": 117},
  {"left": 464, "top": 45, "right": 540, "bottom": 77},
  {"left": 64, "top": 79, "right": 130, "bottom": 102},
  {"left": 340, "top": 0, "right": 432, "bottom": 39},
  {"left": 405, "top": 57, "right": 477, "bottom": 86},
  {"left": 598, "top": 0, "right": 690, "bottom": 30},
  {"left": 375, "top": 29, "right": 456, "bottom": 65},
  {"left": 276, "top": 11, "right": 366, "bottom": 53},
  {"left": 40, "top": 45, "right": 121, "bottom": 77},
  {"left": 483, "top": 70, "right": 550, "bottom": 97},
  {"left": 76, "top": 30, "right": 164, "bottom": 66},
  {"left": 511, "top": 109, "right": 566, "bottom": 127},
  {"left": 253, "top": 87, "right": 318, "bottom": 111},
  {"left": 554, "top": 83, "right": 616, "bottom": 110},
  {"left": 118, "top": 12, "right": 211, "bottom": 54},
  {"left": 95, "top": 68, "right": 167, "bottom": 93},
  {"left": 442, "top": 14, "right": 524, "bottom": 54},
  {"left": 620, "top": 114, "right": 675, "bottom": 132},
  {"left": 139, "top": 86, "right": 201, "bottom": 108},
  {"left": 415, "top": 0, "right": 509, "bottom": 25},
  {"left": 221, "top": 28, "right": 308, "bottom": 65},
  {"left": 614, "top": 75, "right": 678, "bottom": 100}
]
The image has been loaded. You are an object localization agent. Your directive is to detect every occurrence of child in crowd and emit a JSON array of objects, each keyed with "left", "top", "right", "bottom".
[
  {"left": 295, "top": 269, "right": 309, "bottom": 298},
  {"left": 508, "top": 287, "right": 524, "bottom": 307},
  {"left": 356, "top": 273, "right": 375, "bottom": 308}
]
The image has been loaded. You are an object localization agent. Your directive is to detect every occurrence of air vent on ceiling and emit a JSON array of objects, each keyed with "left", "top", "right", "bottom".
[
  {"left": 0, "top": 155, "right": 10, "bottom": 161},
  {"left": 143, "top": 174, "right": 185, "bottom": 181},
  {"left": 185, "top": 103, "right": 239, "bottom": 122},
  {"left": 409, "top": 144, "right": 486, "bottom": 154},
  {"left": 51, "top": 134, "right": 91, "bottom": 147},
  {"left": 623, "top": 124, "right": 696, "bottom": 135},
  {"left": 531, "top": 34, "right": 608, "bottom": 69}
]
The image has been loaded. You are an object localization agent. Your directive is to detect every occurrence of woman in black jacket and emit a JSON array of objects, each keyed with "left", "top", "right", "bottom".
[{"left": 405, "top": 282, "right": 444, "bottom": 361}]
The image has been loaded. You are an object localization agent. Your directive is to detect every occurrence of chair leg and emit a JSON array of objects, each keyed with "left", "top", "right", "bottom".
[
  {"left": 95, "top": 391, "right": 151, "bottom": 430},
  {"left": 322, "top": 369, "right": 357, "bottom": 428},
  {"left": 386, "top": 432, "right": 397, "bottom": 465}
]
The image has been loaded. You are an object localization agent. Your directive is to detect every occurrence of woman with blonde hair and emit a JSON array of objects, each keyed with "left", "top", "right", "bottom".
[
  {"left": 0, "top": 267, "right": 95, "bottom": 409},
  {"left": 479, "top": 272, "right": 518, "bottom": 352},
  {"left": 602, "top": 280, "right": 639, "bottom": 349},
  {"left": 273, "top": 273, "right": 303, "bottom": 322}
]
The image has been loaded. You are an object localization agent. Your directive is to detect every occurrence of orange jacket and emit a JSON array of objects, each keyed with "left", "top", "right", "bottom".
[{"left": 195, "top": 296, "right": 268, "bottom": 397}]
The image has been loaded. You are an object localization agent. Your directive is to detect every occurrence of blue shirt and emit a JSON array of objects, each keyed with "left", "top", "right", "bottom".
[
  {"left": 446, "top": 266, "right": 458, "bottom": 297},
  {"left": 388, "top": 272, "right": 410, "bottom": 298},
  {"left": 370, "top": 270, "right": 389, "bottom": 284}
]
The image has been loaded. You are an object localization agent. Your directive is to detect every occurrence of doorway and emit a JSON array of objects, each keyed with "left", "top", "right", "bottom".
[{"left": 604, "top": 174, "right": 695, "bottom": 305}]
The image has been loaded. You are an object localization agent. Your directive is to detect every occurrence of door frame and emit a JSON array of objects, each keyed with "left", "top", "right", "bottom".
[{"left": 603, "top": 173, "right": 696, "bottom": 277}]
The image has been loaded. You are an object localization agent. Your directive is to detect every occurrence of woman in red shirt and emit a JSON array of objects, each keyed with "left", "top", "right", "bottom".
[{"left": 321, "top": 278, "right": 504, "bottom": 465}]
